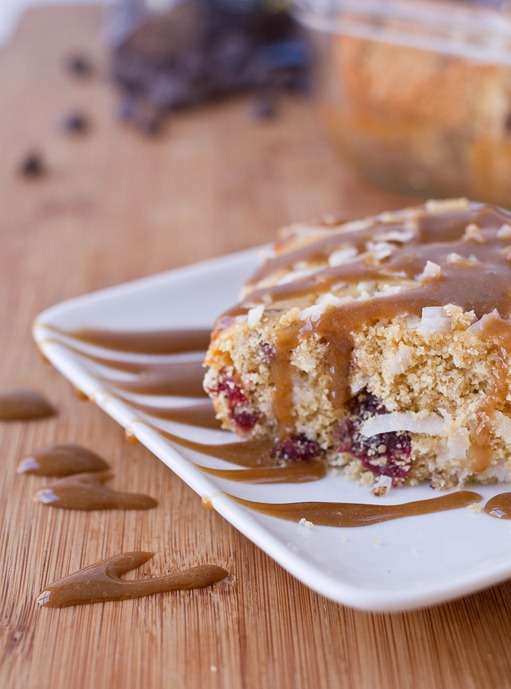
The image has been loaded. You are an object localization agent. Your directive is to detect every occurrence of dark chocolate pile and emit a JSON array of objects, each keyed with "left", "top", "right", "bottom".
[{"left": 110, "top": 0, "right": 310, "bottom": 133}]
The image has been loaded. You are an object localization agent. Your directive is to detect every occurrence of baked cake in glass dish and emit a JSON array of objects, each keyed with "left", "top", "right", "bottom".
[{"left": 204, "top": 199, "right": 511, "bottom": 493}]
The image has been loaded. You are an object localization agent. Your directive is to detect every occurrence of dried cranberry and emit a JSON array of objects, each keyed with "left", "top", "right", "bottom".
[
  {"left": 271, "top": 434, "right": 322, "bottom": 462},
  {"left": 206, "top": 369, "right": 259, "bottom": 432},
  {"left": 337, "top": 392, "right": 411, "bottom": 482},
  {"left": 260, "top": 341, "right": 276, "bottom": 363}
]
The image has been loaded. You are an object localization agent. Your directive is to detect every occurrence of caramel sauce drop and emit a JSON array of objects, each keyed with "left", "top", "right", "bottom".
[
  {"left": 484, "top": 493, "right": 511, "bottom": 519},
  {"left": 125, "top": 427, "right": 139, "bottom": 444},
  {"left": 229, "top": 491, "right": 482, "bottom": 527},
  {"left": 33, "top": 472, "right": 157, "bottom": 510},
  {"left": 0, "top": 390, "right": 55, "bottom": 420},
  {"left": 73, "top": 386, "right": 89, "bottom": 401},
  {"left": 37, "top": 552, "right": 228, "bottom": 607},
  {"left": 18, "top": 443, "right": 109, "bottom": 476},
  {"left": 201, "top": 495, "right": 214, "bottom": 510}
]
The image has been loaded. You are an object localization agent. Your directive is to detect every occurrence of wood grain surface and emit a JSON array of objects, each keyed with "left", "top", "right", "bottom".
[{"left": 1, "top": 6, "right": 510, "bottom": 689}]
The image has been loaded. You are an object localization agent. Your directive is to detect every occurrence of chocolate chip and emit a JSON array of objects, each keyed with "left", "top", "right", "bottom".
[
  {"left": 109, "top": 0, "right": 310, "bottom": 134},
  {"left": 67, "top": 55, "right": 92, "bottom": 77},
  {"left": 62, "top": 111, "right": 90, "bottom": 133},
  {"left": 252, "top": 95, "right": 276, "bottom": 120},
  {"left": 19, "top": 152, "right": 46, "bottom": 177}
]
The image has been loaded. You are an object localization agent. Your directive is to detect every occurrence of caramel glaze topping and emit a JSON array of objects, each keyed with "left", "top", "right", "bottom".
[
  {"left": 37, "top": 552, "right": 228, "bottom": 607},
  {"left": 33, "top": 472, "right": 157, "bottom": 510},
  {"left": 221, "top": 202, "right": 511, "bottom": 434},
  {"left": 0, "top": 390, "right": 55, "bottom": 421},
  {"left": 18, "top": 443, "right": 109, "bottom": 476},
  {"left": 230, "top": 491, "right": 483, "bottom": 527}
]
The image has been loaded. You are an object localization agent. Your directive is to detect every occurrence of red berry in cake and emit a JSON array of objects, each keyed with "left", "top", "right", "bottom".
[
  {"left": 205, "top": 369, "right": 260, "bottom": 432},
  {"left": 338, "top": 392, "right": 411, "bottom": 482},
  {"left": 271, "top": 434, "right": 323, "bottom": 462}
]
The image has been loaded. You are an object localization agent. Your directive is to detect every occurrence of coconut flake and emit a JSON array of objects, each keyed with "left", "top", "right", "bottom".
[
  {"left": 445, "top": 427, "right": 470, "bottom": 460},
  {"left": 468, "top": 309, "right": 502, "bottom": 332},
  {"left": 418, "top": 261, "right": 442, "bottom": 283},
  {"left": 328, "top": 246, "right": 358, "bottom": 267},
  {"left": 493, "top": 411, "right": 511, "bottom": 444},
  {"left": 497, "top": 223, "right": 511, "bottom": 239},
  {"left": 425, "top": 198, "right": 469, "bottom": 213},
  {"left": 377, "top": 228, "right": 415, "bottom": 244},
  {"left": 277, "top": 268, "right": 315, "bottom": 286},
  {"left": 316, "top": 292, "right": 344, "bottom": 308},
  {"left": 377, "top": 284, "right": 403, "bottom": 296},
  {"left": 359, "top": 412, "right": 445, "bottom": 438},
  {"left": 366, "top": 241, "right": 394, "bottom": 260},
  {"left": 417, "top": 306, "right": 451, "bottom": 335},
  {"left": 299, "top": 303, "right": 325, "bottom": 322},
  {"left": 247, "top": 304, "right": 265, "bottom": 328},
  {"left": 462, "top": 223, "right": 485, "bottom": 243},
  {"left": 387, "top": 344, "right": 412, "bottom": 375}
]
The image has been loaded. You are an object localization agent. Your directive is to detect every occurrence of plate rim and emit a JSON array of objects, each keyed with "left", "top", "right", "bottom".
[{"left": 32, "top": 247, "right": 511, "bottom": 613}]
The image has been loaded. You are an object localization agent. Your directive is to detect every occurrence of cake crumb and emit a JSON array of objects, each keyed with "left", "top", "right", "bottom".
[
  {"left": 372, "top": 475, "right": 392, "bottom": 496},
  {"left": 467, "top": 502, "right": 483, "bottom": 513},
  {"left": 299, "top": 517, "right": 314, "bottom": 529}
]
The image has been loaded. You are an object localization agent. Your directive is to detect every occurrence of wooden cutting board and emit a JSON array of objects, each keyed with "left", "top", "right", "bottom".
[{"left": 1, "top": 6, "right": 509, "bottom": 689}]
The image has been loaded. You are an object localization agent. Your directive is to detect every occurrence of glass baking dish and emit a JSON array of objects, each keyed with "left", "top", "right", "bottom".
[{"left": 294, "top": 0, "right": 511, "bottom": 206}]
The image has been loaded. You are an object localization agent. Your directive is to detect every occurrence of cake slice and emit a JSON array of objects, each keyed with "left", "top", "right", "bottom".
[{"left": 204, "top": 199, "right": 511, "bottom": 491}]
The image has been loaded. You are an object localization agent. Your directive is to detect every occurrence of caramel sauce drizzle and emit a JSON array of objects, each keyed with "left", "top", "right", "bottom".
[
  {"left": 99, "top": 360, "right": 205, "bottom": 397},
  {"left": 0, "top": 390, "right": 55, "bottom": 421},
  {"left": 229, "top": 491, "right": 483, "bottom": 527},
  {"left": 43, "top": 336, "right": 207, "bottom": 398},
  {"left": 33, "top": 472, "right": 157, "bottom": 510},
  {"left": 18, "top": 443, "right": 109, "bottom": 476},
  {"left": 200, "top": 460, "right": 326, "bottom": 484},
  {"left": 54, "top": 327, "right": 212, "bottom": 354},
  {"left": 143, "top": 425, "right": 277, "bottom": 468},
  {"left": 135, "top": 400, "right": 221, "bottom": 429},
  {"left": 37, "top": 552, "right": 228, "bottom": 607}
]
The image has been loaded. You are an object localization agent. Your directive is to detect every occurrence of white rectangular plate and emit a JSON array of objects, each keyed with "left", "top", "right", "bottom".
[{"left": 33, "top": 247, "right": 511, "bottom": 612}]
